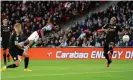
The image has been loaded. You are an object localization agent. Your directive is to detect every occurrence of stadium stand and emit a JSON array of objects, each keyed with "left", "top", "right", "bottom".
[{"left": 1, "top": 1, "right": 133, "bottom": 47}]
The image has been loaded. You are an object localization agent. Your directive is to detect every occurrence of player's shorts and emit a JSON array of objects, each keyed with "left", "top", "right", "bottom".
[
  {"left": 27, "top": 31, "right": 39, "bottom": 42},
  {"left": 2, "top": 39, "right": 9, "bottom": 50},
  {"left": 9, "top": 48, "right": 24, "bottom": 61}
]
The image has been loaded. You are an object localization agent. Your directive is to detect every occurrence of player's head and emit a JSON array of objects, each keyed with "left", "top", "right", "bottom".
[
  {"left": 14, "top": 23, "right": 23, "bottom": 34},
  {"left": 110, "top": 17, "right": 117, "bottom": 25},
  {"left": 2, "top": 18, "right": 8, "bottom": 25}
]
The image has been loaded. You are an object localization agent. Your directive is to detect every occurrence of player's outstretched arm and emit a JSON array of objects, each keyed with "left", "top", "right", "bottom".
[
  {"left": 107, "top": 28, "right": 115, "bottom": 31},
  {"left": 101, "top": 24, "right": 115, "bottom": 32}
]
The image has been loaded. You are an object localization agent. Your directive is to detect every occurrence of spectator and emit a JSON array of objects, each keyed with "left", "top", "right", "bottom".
[
  {"left": 74, "top": 38, "right": 82, "bottom": 47},
  {"left": 68, "top": 41, "right": 73, "bottom": 46},
  {"left": 25, "top": 28, "right": 31, "bottom": 37},
  {"left": 48, "top": 40, "right": 55, "bottom": 47},
  {"left": 32, "top": 24, "right": 38, "bottom": 31},
  {"left": 60, "top": 39, "right": 67, "bottom": 47},
  {"left": 129, "top": 39, "right": 133, "bottom": 47},
  {"left": 101, "top": 41, "right": 104, "bottom": 47},
  {"left": 95, "top": 41, "right": 101, "bottom": 47},
  {"left": 82, "top": 37, "right": 89, "bottom": 47},
  {"left": 2, "top": 1, "right": 133, "bottom": 47},
  {"left": 71, "top": 37, "right": 76, "bottom": 45},
  {"left": 79, "top": 32, "right": 86, "bottom": 39},
  {"left": 54, "top": 40, "right": 60, "bottom": 47},
  {"left": 73, "top": 29, "right": 80, "bottom": 39}
]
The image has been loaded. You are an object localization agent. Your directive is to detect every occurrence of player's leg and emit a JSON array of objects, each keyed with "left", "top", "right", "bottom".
[
  {"left": 1, "top": 49, "right": 20, "bottom": 72},
  {"left": 24, "top": 31, "right": 39, "bottom": 53},
  {"left": 103, "top": 42, "right": 112, "bottom": 67},
  {"left": 103, "top": 42, "right": 110, "bottom": 61},
  {"left": 2, "top": 42, "right": 7, "bottom": 65},
  {"left": 27, "top": 31, "right": 39, "bottom": 48},
  {"left": 6, "top": 41, "right": 10, "bottom": 62},
  {"left": 23, "top": 40, "right": 34, "bottom": 53},
  {"left": 27, "top": 40, "right": 34, "bottom": 48},
  {"left": 16, "top": 46, "right": 32, "bottom": 71},
  {"left": 108, "top": 42, "right": 114, "bottom": 60},
  {"left": 18, "top": 39, "right": 29, "bottom": 47},
  {"left": 1, "top": 60, "right": 20, "bottom": 72},
  {"left": 21, "top": 31, "right": 38, "bottom": 52},
  {"left": 18, "top": 40, "right": 34, "bottom": 52},
  {"left": 7, "top": 49, "right": 21, "bottom": 68},
  {"left": 6, "top": 60, "right": 20, "bottom": 68},
  {"left": 3, "top": 49, "right": 7, "bottom": 65},
  {"left": 22, "top": 34, "right": 37, "bottom": 71},
  {"left": 7, "top": 53, "right": 10, "bottom": 62},
  {"left": 3, "top": 40, "right": 11, "bottom": 64},
  {"left": 23, "top": 52, "right": 32, "bottom": 71},
  {"left": 18, "top": 31, "right": 37, "bottom": 47}
]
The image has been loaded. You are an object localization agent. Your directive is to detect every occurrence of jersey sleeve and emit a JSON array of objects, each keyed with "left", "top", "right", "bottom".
[{"left": 102, "top": 24, "right": 109, "bottom": 29}]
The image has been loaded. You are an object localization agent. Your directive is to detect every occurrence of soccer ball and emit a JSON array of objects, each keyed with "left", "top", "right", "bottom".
[{"left": 122, "top": 35, "right": 130, "bottom": 42}]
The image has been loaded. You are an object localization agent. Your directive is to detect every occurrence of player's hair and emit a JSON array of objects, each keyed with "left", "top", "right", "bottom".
[
  {"left": 14, "top": 23, "right": 23, "bottom": 35},
  {"left": 110, "top": 16, "right": 117, "bottom": 23}
]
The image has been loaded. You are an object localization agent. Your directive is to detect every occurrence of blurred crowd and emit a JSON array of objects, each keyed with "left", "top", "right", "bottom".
[
  {"left": 42, "top": 1, "right": 133, "bottom": 48},
  {"left": 1, "top": 1, "right": 101, "bottom": 35},
  {"left": 1, "top": 1, "right": 133, "bottom": 47}
]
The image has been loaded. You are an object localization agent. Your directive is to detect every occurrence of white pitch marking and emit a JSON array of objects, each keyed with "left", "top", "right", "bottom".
[{"left": 2, "top": 70, "right": 133, "bottom": 79}]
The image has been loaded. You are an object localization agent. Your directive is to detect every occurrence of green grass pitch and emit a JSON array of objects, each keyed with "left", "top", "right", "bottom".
[{"left": 1, "top": 60, "right": 133, "bottom": 80}]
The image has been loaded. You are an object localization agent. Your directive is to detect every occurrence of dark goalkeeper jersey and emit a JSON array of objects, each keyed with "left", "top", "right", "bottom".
[{"left": 102, "top": 24, "right": 123, "bottom": 43}]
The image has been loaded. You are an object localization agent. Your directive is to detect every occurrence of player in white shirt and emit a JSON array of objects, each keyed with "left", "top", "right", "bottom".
[{"left": 19, "top": 18, "right": 60, "bottom": 52}]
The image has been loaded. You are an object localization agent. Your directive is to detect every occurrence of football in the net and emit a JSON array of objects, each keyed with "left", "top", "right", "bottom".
[{"left": 122, "top": 35, "right": 130, "bottom": 42}]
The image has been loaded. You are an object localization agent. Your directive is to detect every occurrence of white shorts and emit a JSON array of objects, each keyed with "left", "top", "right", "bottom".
[{"left": 27, "top": 31, "right": 39, "bottom": 42}]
